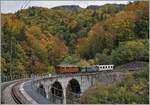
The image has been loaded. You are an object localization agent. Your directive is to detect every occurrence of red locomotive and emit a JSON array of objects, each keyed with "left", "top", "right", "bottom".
[{"left": 55, "top": 65, "right": 80, "bottom": 74}]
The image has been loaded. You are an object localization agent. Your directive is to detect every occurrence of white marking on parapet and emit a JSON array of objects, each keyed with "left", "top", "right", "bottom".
[{"left": 19, "top": 81, "right": 39, "bottom": 104}]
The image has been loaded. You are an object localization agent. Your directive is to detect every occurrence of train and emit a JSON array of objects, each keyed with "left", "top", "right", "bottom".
[{"left": 55, "top": 64, "right": 114, "bottom": 74}]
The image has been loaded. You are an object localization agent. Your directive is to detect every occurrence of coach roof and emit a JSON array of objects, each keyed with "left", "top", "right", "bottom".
[{"left": 56, "top": 64, "right": 78, "bottom": 67}]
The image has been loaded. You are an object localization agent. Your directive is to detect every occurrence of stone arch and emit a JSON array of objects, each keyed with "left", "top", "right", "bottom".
[
  {"left": 37, "top": 84, "right": 46, "bottom": 97},
  {"left": 50, "top": 80, "right": 63, "bottom": 104},
  {"left": 66, "top": 78, "right": 81, "bottom": 104},
  {"left": 67, "top": 79, "right": 81, "bottom": 93}
]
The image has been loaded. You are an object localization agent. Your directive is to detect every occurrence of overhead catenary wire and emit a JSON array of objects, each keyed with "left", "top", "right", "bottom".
[
  {"left": 20, "top": 0, "right": 28, "bottom": 9},
  {"left": 22, "top": 0, "right": 31, "bottom": 9},
  {"left": 10, "top": 0, "right": 31, "bottom": 80},
  {"left": 20, "top": 0, "right": 31, "bottom": 10}
]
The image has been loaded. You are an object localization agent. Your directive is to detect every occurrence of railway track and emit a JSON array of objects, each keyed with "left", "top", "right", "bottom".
[
  {"left": 11, "top": 82, "right": 23, "bottom": 104},
  {"left": 1, "top": 79, "right": 29, "bottom": 104}
]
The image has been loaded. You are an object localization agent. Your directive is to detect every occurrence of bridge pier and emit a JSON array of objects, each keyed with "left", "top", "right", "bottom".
[
  {"left": 45, "top": 85, "right": 50, "bottom": 99},
  {"left": 63, "top": 87, "right": 66, "bottom": 104}
]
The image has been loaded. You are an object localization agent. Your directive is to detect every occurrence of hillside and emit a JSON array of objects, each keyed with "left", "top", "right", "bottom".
[
  {"left": 1, "top": 1, "right": 149, "bottom": 79},
  {"left": 52, "top": 5, "right": 82, "bottom": 11},
  {"left": 80, "top": 61, "right": 149, "bottom": 104},
  {"left": 87, "top": 4, "right": 125, "bottom": 10}
]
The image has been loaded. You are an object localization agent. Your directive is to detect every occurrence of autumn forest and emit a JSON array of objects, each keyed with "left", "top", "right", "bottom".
[
  {"left": 1, "top": 1, "right": 149, "bottom": 103},
  {"left": 1, "top": 1, "right": 149, "bottom": 79}
]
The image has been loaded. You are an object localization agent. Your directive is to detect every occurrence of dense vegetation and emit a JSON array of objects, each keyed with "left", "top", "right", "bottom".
[
  {"left": 1, "top": 1, "right": 149, "bottom": 79},
  {"left": 80, "top": 64, "right": 149, "bottom": 104}
]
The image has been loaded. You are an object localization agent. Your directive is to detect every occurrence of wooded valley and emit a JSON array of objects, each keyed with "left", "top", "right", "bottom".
[{"left": 1, "top": 1, "right": 149, "bottom": 78}]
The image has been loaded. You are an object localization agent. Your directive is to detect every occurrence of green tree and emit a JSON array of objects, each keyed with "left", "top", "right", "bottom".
[
  {"left": 94, "top": 53, "right": 112, "bottom": 64},
  {"left": 80, "top": 66, "right": 149, "bottom": 104},
  {"left": 111, "top": 39, "right": 148, "bottom": 65}
]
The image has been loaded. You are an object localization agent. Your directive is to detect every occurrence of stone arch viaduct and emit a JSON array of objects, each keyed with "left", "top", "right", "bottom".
[{"left": 32, "top": 71, "right": 125, "bottom": 104}]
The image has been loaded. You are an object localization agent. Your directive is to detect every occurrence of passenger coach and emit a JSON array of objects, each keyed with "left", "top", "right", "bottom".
[{"left": 94, "top": 65, "right": 114, "bottom": 71}]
